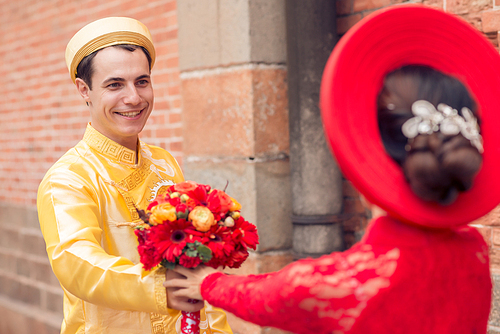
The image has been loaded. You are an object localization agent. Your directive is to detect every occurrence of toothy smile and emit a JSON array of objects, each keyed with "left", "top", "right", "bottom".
[{"left": 116, "top": 110, "right": 142, "bottom": 117}]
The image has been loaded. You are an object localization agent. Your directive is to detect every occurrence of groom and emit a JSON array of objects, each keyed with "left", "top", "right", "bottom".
[{"left": 37, "top": 17, "right": 232, "bottom": 334}]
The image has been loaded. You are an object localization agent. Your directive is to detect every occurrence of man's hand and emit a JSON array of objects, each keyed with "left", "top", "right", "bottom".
[{"left": 165, "top": 269, "right": 205, "bottom": 312}]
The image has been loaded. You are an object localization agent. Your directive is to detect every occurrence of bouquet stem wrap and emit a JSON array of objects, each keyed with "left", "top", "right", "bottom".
[{"left": 181, "top": 300, "right": 201, "bottom": 334}]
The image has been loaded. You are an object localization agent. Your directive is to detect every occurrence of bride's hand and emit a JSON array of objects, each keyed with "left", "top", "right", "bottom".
[{"left": 163, "top": 265, "right": 220, "bottom": 301}]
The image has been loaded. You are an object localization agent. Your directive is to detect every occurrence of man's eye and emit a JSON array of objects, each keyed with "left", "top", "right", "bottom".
[
  {"left": 108, "top": 83, "right": 121, "bottom": 88},
  {"left": 137, "top": 80, "right": 149, "bottom": 86}
]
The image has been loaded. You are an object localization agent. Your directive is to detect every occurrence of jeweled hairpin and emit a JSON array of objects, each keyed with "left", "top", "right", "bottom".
[{"left": 401, "top": 100, "right": 483, "bottom": 153}]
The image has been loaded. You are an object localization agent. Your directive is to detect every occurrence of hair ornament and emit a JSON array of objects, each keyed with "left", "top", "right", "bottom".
[{"left": 401, "top": 100, "right": 483, "bottom": 153}]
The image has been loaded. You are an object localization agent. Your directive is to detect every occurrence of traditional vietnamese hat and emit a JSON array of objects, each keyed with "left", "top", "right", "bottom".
[
  {"left": 65, "top": 17, "right": 156, "bottom": 83},
  {"left": 320, "top": 4, "right": 500, "bottom": 228}
]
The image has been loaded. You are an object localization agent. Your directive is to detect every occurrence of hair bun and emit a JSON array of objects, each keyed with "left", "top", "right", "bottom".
[{"left": 403, "top": 133, "right": 482, "bottom": 205}]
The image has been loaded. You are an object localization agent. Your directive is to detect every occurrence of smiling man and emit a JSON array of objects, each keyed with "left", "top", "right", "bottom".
[{"left": 37, "top": 17, "right": 232, "bottom": 334}]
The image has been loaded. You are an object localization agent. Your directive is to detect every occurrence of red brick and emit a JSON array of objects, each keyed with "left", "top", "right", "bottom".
[
  {"left": 169, "top": 112, "right": 182, "bottom": 124},
  {"left": 490, "top": 248, "right": 500, "bottom": 271},
  {"left": 449, "top": 0, "right": 491, "bottom": 16},
  {"left": 482, "top": 9, "right": 500, "bottom": 33},
  {"left": 337, "top": 0, "right": 353, "bottom": 15},
  {"left": 421, "top": 0, "right": 444, "bottom": 8},
  {"left": 353, "top": 0, "right": 391, "bottom": 12},
  {"left": 337, "top": 14, "right": 362, "bottom": 35},
  {"left": 45, "top": 290, "right": 63, "bottom": 313}
]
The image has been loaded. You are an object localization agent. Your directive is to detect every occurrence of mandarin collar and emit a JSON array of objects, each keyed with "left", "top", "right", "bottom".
[{"left": 83, "top": 123, "right": 140, "bottom": 166}]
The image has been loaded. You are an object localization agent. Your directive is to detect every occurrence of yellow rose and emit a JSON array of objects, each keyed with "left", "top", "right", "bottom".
[
  {"left": 149, "top": 203, "right": 177, "bottom": 225},
  {"left": 188, "top": 206, "right": 215, "bottom": 232}
]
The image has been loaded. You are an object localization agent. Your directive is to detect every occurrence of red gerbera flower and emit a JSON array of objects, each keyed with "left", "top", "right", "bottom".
[
  {"left": 232, "top": 217, "right": 259, "bottom": 250},
  {"left": 150, "top": 219, "right": 194, "bottom": 263},
  {"left": 206, "top": 226, "right": 235, "bottom": 258},
  {"left": 190, "top": 184, "right": 209, "bottom": 204}
]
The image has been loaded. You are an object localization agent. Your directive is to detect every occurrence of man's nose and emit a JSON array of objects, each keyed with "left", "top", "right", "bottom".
[{"left": 123, "top": 84, "right": 142, "bottom": 105}]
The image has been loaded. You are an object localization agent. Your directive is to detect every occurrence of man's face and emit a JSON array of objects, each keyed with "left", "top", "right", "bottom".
[{"left": 78, "top": 46, "right": 154, "bottom": 150}]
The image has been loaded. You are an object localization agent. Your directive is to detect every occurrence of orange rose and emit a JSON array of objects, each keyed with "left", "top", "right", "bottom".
[
  {"left": 207, "top": 190, "right": 233, "bottom": 213},
  {"left": 188, "top": 206, "right": 215, "bottom": 232},
  {"left": 173, "top": 180, "right": 198, "bottom": 193},
  {"left": 149, "top": 203, "right": 177, "bottom": 225}
]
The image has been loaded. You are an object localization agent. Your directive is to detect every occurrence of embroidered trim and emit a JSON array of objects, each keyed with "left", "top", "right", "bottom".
[
  {"left": 102, "top": 160, "right": 154, "bottom": 222},
  {"left": 154, "top": 267, "right": 168, "bottom": 314},
  {"left": 150, "top": 312, "right": 166, "bottom": 334},
  {"left": 116, "top": 159, "right": 153, "bottom": 192},
  {"left": 83, "top": 124, "right": 137, "bottom": 164},
  {"left": 149, "top": 267, "right": 168, "bottom": 334}
]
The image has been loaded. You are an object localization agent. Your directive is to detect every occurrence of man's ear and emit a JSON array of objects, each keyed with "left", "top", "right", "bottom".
[{"left": 75, "top": 78, "right": 91, "bottom": 104}]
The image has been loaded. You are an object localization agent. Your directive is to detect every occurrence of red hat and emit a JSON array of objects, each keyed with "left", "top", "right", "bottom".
[{"left": 320, "top": 4, "right": 500, "bottom": 228}]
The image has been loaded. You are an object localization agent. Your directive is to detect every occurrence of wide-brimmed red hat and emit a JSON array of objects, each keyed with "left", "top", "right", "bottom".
[{"left": 320, "top": 4, "right": 500, "bottom": 228}]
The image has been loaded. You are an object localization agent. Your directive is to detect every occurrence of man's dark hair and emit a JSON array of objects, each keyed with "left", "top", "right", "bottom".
[{"left": 75, "top": 44, "right": 152, "bottom": 90}]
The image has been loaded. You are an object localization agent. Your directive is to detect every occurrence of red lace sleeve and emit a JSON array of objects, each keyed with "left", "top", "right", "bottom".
[{"left": 201, "top": 244, "right": 400, "bottom": 334}]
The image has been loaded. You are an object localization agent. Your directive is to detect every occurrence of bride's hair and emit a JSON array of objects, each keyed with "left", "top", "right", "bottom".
[{"left": 377, "top": 65, "right": 482, "bottom": 205}]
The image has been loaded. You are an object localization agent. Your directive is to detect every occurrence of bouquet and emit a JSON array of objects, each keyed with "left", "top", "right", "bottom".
[{"left": 134, "top": 181, "right": 259, "bottom": 334}]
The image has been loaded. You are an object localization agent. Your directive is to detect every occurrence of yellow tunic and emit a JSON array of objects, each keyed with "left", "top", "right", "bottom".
[{"left": 37, "top": 124, "right": 232, "bottom": 334}]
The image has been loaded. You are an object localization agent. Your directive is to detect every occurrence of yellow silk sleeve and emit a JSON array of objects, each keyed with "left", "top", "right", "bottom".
[{"left": 37, "top": 168, "right": 168, "bottom": 315}]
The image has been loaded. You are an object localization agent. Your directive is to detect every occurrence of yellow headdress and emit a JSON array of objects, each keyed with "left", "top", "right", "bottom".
[{"left": 65, "top": 17, "right": 156, "bottom": 83}]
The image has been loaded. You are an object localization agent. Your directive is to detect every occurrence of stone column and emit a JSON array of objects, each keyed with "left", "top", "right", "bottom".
[
  {"left": 285, "top": 0, "right": 344, "bottom": 257},
  {"left": 177, "top": 1, "right": 292, "bottom": 333}
]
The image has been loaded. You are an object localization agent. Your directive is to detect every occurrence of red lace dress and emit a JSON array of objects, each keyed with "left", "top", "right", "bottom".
[{"left": 201, "top": 216, "right": 491, "bottom": 334}]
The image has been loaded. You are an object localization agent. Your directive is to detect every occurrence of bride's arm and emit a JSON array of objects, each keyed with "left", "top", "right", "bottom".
[{"left": 164, "top": 247, "right": 394, "bottom": 334}]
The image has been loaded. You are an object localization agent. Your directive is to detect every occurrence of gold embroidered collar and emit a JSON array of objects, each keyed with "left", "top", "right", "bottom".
[{"left": 83, "top": 123, "right": 139, "bottom": 165}]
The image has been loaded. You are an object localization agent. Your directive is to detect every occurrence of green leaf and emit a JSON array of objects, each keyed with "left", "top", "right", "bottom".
[
  {"left": 160, "top": 259, "right": 176, "bottom": 270},
  {"left": 185, "top": 248, "right": 198, "bottom": 257},
  {"left": 197, "top": 244, "right": 212, "bottom": 262}
]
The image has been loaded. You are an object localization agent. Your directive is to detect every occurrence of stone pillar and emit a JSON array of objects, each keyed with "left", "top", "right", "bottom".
[
  {"left": 177, "top": 1, "right": 292, "bottom": 333},
  {"left": 285, "top": 0, "right": 344, "bottom": 257}
]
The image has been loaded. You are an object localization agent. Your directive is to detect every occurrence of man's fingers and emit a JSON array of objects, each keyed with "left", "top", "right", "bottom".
[
  {"left": 172, "top": 265, "right": 193, "bottom": 277},
  {"left": 166, "top": 269, "right": 186, "bottom": 279},
  {"left": 164, "top": 278, "right": 188, "bottom": 288},
  {"left": 171, "top": 288, "right": 190, "bottom": 298}
]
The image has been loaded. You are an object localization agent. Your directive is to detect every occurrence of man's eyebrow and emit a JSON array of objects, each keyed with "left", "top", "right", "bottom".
[
  {"left": 136, "top": 74, "right": 151, "bottom": 81},
  {"left": 102, "top": 77, "right": 125, "bottom": 85}
]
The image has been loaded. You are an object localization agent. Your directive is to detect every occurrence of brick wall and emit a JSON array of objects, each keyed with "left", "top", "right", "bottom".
[{"left": 0, "top": 1, "right": 180, "bottom": 333}]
